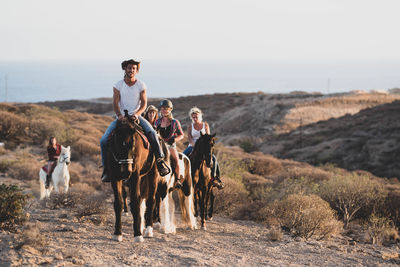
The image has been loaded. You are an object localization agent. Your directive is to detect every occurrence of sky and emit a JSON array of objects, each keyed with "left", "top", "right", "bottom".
[{"left": 0, "top": 0, "right": 399, "bottom": 62}]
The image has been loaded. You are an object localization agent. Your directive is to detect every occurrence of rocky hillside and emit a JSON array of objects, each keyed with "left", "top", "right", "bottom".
[{"left": 261, "top": 100, "right": 400, "bottom": 179}]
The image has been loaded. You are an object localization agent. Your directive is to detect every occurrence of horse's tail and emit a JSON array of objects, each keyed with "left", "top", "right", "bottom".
[{"left": 179, "top": 155, "right": 197, "bottom": 229}]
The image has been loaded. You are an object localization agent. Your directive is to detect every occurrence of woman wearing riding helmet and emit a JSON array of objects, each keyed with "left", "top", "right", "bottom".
[
  {"left": 143, "top": 104, "right": 158, "bottom": 129},
  {"left": 183, "top": 107, "right": 224, "bottom": 189},
  {"left": 155, "top": 99, "right": 184, "bottom": 187}
]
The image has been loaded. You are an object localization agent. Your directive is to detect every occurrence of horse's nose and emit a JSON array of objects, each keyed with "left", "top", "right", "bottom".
[{"left": 66, "top": 162, "right": 70, "bottom": 165}]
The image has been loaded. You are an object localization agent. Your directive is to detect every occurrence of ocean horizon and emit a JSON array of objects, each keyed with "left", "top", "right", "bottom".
[{"left": 0, "top": 60, "right": 399, "bottom": 103}]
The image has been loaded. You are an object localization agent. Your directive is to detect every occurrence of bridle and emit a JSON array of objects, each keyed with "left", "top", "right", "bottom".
[{"left": 59, "top": 152, "right": 70, "bottom": 164}]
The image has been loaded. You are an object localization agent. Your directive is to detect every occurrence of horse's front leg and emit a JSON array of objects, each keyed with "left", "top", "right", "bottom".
[
  {"left": 207, "top": 187, "right": 215, "bottom": 220},
  {"left": 199, "top": 187, "right": 207, "bottom": 230},
  {"left": 122, "top": 184, "right": 129, "bottom": 214},
  {"left": 194, "top": 190, "right": 199, "bottom": 217},
  {"left": 130, "top": 172, "right": 144, "bottom": 242},
  {"left": 144, "top": 179, "right": 157, "bottom": 238},
  {"left": 111, "top": 180, "right": 124, "bottom": 242}
]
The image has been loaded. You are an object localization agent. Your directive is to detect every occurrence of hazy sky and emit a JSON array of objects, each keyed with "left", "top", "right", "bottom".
[{"left": 1, "top": 0, "right": 399, "bottom": 62}]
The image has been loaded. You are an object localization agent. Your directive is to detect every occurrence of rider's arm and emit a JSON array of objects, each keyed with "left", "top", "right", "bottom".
[
  {"left": 174, "top": 120, "right": 184, "bottom": 142},
  {"left": 204, "top": 122, "right": 210, "bottom": 135},
  {"left": 187, "top": 125, "right": 195, "bottom": 146},
  {"left": 134, "top": 89, "right": 147, "bottom": 118},
  {"left": 113, "top": 87, "right": 123, "bottom": 120}
]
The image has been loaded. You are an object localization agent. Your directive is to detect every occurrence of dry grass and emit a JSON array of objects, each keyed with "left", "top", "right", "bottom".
[{"left": 14, "top": 222, "right": 47, "bottom": 250}]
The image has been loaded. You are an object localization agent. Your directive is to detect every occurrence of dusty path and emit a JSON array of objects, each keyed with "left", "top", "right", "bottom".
[{"left": 1, "top": 198, "right": 399, "bottom": 267}]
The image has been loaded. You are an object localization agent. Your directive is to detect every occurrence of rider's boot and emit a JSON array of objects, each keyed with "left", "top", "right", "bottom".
[
  {"left": 156, "top": 158, "right": 171, "bottom": 177},
  {"left": 212, "top": 176, "right": 225, "bottom": 190},
  {"left": 45, "top": 174, "right": 51, "bottom": 189},
  {"left": 101, "top": 165, "right": 112, "bottom": 182},
  {"left": 174, "top": 172, "right": 183, "bottom": 189}
]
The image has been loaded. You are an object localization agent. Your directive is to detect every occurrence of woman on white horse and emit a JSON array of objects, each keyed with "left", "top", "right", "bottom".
[
  {"left": 183, "top": 107, "right": 224, "bottom": 189},
  {"left": 155, "top": 99, "right": 184, "bottom": 187},
  {"left": 46, "top": 137, "right": 61, "bottom": 189}
]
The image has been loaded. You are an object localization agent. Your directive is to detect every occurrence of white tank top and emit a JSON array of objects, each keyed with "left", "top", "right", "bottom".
[{"left": 191, "top": 122, "right": 206, "bottom": 145}]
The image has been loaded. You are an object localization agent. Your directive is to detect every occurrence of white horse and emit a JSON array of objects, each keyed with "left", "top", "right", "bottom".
[
  {"left": 156, "top": 152, "right": 197, "bottom": 233},
  {"left": 39, "top": 146, "right": 71, "bottom": 199}
]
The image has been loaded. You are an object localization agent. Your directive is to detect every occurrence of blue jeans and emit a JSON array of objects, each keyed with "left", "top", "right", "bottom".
[
  {"left": 100, "top": 116, "right": 164, "bottom": 166},
  {"left": 183, "top": 145, "right": 193, "bottom": 156}
]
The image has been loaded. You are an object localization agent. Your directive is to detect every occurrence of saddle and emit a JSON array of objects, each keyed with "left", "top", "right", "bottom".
[{"left": 41, "top": 165, "right": 49, "bottom": 174}]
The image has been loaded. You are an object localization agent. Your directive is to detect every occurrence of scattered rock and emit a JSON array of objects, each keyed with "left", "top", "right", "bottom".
[{"left": 382, "top": 252, "right": 400, "bottom": 260}]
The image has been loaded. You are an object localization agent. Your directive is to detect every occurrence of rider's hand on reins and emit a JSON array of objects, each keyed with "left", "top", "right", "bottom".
[{"left": 130, "top": 114, "right": 138, "bottom": 121}]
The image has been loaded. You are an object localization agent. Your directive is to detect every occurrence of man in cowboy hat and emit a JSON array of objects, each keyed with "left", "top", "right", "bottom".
[{"left": 100, "top": 59, "right": 170, "bottom": 182}]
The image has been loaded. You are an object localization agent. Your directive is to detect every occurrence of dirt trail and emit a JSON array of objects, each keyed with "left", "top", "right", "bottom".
[{"left": 1, "top": 198, "right": 399, "bottom": 267}]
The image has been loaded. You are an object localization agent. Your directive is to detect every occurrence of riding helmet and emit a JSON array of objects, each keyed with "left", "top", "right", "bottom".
[{"left": 159, "top": 99, "right": 173, "bottom": 110}]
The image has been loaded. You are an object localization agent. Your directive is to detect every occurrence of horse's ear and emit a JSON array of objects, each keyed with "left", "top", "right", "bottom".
[
  {"left": 211, "top": 133, "right": 216, "bottom": 138},
  {"left": 200, "top": 132, "right": 204, "bottom": 137}
]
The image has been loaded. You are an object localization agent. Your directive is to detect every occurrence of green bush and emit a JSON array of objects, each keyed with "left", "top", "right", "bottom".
[
  {"left": 265, "top": 194, "right": 342, "bottom": 240},
  {"left": 0, "top": 184, "right": 31, "bottom": 230},
  {"left": 319, "top": 174, "right": 387, "bottom": 228}
]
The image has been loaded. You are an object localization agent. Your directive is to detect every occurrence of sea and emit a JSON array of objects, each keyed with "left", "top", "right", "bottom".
[{"left": 0, "top": 60, "right": 399, "bottom": 103}]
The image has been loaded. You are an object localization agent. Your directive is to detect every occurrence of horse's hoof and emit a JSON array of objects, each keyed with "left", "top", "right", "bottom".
[
  {"left": 134, "top": 236, "right": 144, "bottom": 243},
  {"left": 144, "top": 227, "right": 153, "bottom": 238},
  {"left": 123, "top": 212, "right": 129, "bottom": 216},
  {"left": 201, "top": 225, "right": 207, "bottom": 231},
  {"left": 153, "top": 222, "right": 161, "bottom": 230},
  {"left": 207, "top": 217, "right": 213, "bottom": 221},
  {"left": 113, "top": 235, "right": 123, "bottom": 242}
]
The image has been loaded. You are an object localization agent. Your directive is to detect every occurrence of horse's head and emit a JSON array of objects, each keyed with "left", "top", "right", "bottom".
[
  {"left": 195, "top": 132, "right": 216, "bottom": 168},
  {"left": 111, "top": 114, "right": 137, "bottom": 178},
  {"left": 59, "top": 146, "right": 71, "bottom": 165}
]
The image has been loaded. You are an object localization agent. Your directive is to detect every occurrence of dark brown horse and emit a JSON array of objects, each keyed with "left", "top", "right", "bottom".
[
  {"left": 107, "top": 114, "right": 160, "bottom": 242},
  {"left": 190, "top": 132, "right": 216, "bottom": 230}
]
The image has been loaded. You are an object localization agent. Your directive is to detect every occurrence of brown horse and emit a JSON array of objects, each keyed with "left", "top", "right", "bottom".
[
  {"left": 190, "top": 132, "right": 216, "bottom": 230},
  {"left": 107, "top": 113, "right": 160, "bottom": 242}
]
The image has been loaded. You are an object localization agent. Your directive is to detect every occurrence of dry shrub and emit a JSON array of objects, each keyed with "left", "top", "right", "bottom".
[
  {"left": 47, "top": 192, "right": 85, "bottom": 209},
  {"left": 247, "top": 156, "right": 283, "bottom": 176},
  {"left": 267, "top": 226, "right": 283, "bottom": 241},
  {"left": 0, "top": 184, "right": 30, "bottom": 230},
  {"left": 28, "top": 118, "right": 74, "bottom": 145},
  {"left": 218, "top": 152, "right": 249, "bottom": 182},
  {"left": 15, "top": 222, "right": 47, "bottom": 250},
  {"left": 74, "top": 139, "right": 100, "bottom": 160},
  {"left": 0, "top": 111, "right": 29, "bottom": 140},
  {"left": 0, "top": 158, "right": 14, "bottom": 172},
  {"left": 0, "top": 146, "right": 7, "bottom": 155},
  {"left": 265, "top": 194, "right": 342, "bottom": 240},
  {"left": 7, "top": 158, "right": 42, "bottom": 181},
  {"left": 75, "top": 192, "right": 108, "bottom": 218},
  {"left": 319, "top": 174, "right": 387, "bottom": 228},
  {"left": 271, "top": 176, "right": 320, "bottom": 201},
  {"left": 364, "top": 214, "right": 399, "bottom": 245},
  {"left": 213, "top": 177, "right": 249, "bottom": 217}
]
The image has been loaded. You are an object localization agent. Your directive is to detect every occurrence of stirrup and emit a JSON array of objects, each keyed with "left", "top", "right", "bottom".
[{"left": 156, "top": 159, "right": 171, "bottom": 176}]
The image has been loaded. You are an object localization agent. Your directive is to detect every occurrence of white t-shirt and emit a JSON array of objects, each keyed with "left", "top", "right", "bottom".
[{"left": 114, "top": 79, "right": 146, "bottom": 116}]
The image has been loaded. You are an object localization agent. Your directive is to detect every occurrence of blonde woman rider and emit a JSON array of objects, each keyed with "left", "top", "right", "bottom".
[
  {"left": 183, "top": 107, "right": 224, "bottom": 189},
  {"left": 155, "top": 99, "right": 184, "bottom": 187}
]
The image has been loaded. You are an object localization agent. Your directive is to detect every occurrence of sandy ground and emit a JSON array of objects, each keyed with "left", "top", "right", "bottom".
[{"left": 1, "top": 197, "right": 399, "bottom": 267}]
